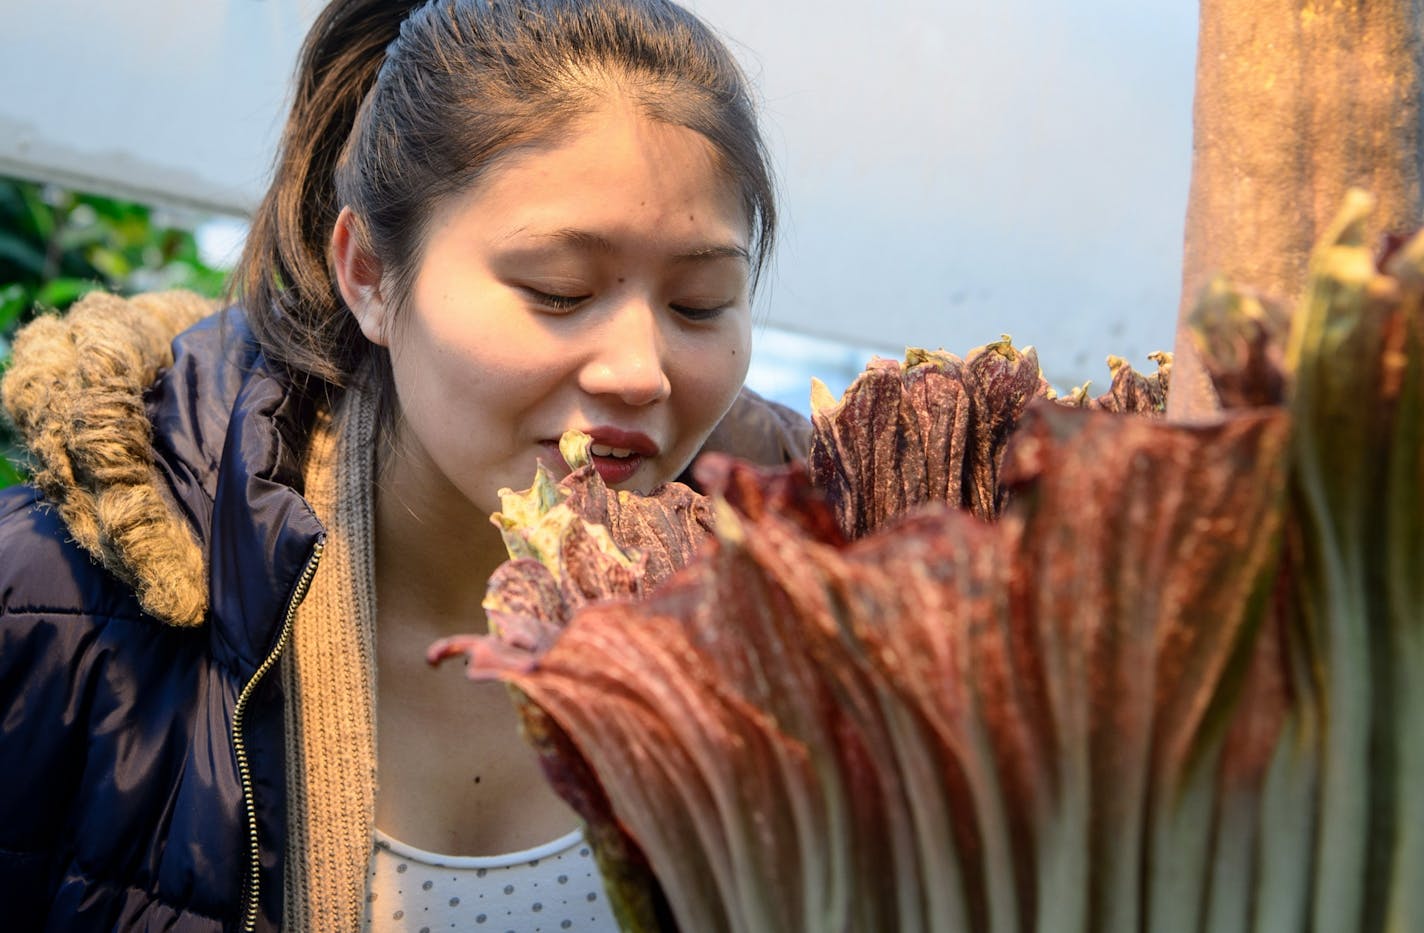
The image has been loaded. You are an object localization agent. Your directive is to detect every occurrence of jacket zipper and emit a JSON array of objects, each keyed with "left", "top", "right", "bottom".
[{"left": 233, "top": 541, "right": 324, "bottom": 933}]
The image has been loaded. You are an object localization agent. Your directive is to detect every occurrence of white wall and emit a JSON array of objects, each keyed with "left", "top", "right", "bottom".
[
  {"left": 0, "top": 0, "right": 324, "bottom": 213},
  {"left": 0, "top": 0, "right": 1198, "bottom": 387}
]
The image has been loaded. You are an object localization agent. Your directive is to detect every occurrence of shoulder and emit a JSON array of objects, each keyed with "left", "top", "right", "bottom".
[
  {"left": 0, "top": 292, "right": 238, "bottom": 627},
  {"left": 699, "top": 386, "right": 812, "bottom": 467},
  {"left": 0, "top": 480, "right": 203, "bottom": 793},
  {"left": 0, "top": 481, "right": 209, "bottom": 790},
  {"left": 0, "top": 483, "right": 147, "bottom": 624}
]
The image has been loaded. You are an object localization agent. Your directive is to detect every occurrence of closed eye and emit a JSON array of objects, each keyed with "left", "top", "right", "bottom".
[
  {"left": 671, "top": 303, "right": 732, "bottom": 322},
  {"left": 525, "top": 288, "right": 589, "bottom": 312}
]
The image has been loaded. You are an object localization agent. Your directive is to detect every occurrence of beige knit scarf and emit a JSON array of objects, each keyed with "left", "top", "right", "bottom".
[{"left": 281, "top": 383, "right": 381, "bottom": 931}]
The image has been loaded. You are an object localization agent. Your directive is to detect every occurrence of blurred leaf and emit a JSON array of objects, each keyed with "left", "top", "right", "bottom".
[
  {"left": 56, "top": 216, "right": 113, "bottom": 254},
  {"left": 0, "top": 229, "right": 46, "bottom": 276},
  {"left": 86, "top": 245, "right": 132, "bottom": 283},
  {"left": 183, "top": 263, "right": 229, "bottom": 298},
  {"left": 163, "top": 230, "right": 201, "bottom": 264},
  {"left": 33, "top": 277, "right": 100, "bottom": 311},
  {"left": 0, "top": 283, "right": 33, "bottom": 330},
  {"left": 0, "top": 456, "right": 22, "bottom": 488},
  {"left": 17, "top": 182, "right": 55, "bottom": 243},
  {"left": 78, "top": 192, "right": 150, "bottom": 228}
]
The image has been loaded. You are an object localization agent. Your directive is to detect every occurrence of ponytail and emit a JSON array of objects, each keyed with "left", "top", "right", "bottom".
[{"left": 233, "top": 0, "right": 426, "bottom": 387}]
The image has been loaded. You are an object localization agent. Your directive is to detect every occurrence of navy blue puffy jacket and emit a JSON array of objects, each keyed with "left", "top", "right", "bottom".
[{"left": 0, "top": 303, "right": 325, "bottom": 932}]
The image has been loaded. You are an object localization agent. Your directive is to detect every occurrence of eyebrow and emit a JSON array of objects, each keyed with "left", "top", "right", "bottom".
[
  {"left": 501, "top": 227, "right": 749, "bottom": 264},
  {"left": 675, "top": 244, "right": 751, "bottom": 263}
]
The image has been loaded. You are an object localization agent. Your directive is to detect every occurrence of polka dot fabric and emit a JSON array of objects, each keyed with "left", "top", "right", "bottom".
[{"left": 363, "top": 828, "right": 620, "bottom": 931}]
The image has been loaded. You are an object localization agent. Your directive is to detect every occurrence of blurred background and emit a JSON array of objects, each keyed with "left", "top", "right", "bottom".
[{"left": 0, "top": 0, "right": 1198, "bottom": 426}]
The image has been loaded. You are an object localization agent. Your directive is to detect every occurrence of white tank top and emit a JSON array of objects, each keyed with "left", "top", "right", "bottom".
[{"left": 362, "top": 828, "right": 622, "bottom": 932}]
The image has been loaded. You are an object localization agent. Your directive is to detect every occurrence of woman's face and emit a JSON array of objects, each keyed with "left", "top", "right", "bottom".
[{"left": 339, "top": 103, "right": 753, "bottom": 518}]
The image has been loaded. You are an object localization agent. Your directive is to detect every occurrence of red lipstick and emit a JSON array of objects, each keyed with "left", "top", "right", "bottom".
[
  {"left": 583, "top": 427, "right": 659, "bottom": 456},
  {"left": 542, "top": 427, "right": 660, "bottom": 486}
]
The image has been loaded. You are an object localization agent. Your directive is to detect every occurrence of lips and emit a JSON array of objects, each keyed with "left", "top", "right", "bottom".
[{"left": 541, "top": 426, "right": 661, "bottom": 487}]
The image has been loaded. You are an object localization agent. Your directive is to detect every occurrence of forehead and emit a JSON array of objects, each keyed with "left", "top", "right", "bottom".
[{"left": 428, "top": 105, "right": 751, "bottom": 253}]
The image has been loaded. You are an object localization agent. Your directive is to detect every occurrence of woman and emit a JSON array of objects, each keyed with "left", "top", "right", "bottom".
[{"left": 0, "top": 0, "right": 808, "bottom": 929}]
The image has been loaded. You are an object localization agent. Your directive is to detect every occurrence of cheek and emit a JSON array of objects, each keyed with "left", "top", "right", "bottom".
[
  {"left": 392, "top": 297, "right": 555, "bottom": 406},
  {"left": 722, "top": 337, "right": 753, "bottom": 398},
  {"left": 676, "top": 330, "right": 752, "bottom": 432}
]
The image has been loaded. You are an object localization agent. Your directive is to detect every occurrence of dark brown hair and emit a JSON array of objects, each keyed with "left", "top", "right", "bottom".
[{"left": 233, "top": 0, "right": 776, "bottom": 410}]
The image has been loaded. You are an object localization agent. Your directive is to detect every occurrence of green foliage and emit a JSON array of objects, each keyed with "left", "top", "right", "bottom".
[{"left": 0, "top": 175, "right": 230, "bottom": 487}]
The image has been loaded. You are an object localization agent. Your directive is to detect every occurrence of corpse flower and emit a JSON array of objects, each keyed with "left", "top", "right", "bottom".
[
  {"left": 431, "top": 191, "right": 1422, "bottom": 931},
  {"left": 805, "top": 336, "right": 1169, "bottom": 536}
]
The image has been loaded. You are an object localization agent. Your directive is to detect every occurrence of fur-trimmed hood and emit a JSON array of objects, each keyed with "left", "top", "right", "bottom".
[
  {"left": 2, "top": 291, "right": 218, "bottom": 625},
  {"left": 3, "top": 290, "right": 328, "bottom": 645}
]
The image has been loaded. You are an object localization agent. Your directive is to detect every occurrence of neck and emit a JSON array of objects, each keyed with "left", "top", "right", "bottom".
[{"left": 371, "top": 455, "right": 509, "bottom": 637}]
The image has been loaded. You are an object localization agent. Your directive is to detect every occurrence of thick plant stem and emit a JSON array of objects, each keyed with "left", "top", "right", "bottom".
[
  {"left": 1383, "top": 280, "right": 1424, "bottom": 932},
  {"left": 1173, "top": 0, "right": 1424, "bottom": 421},
  {"left": 1286, "top": 193, "right": 1386, "bottom": 933}
]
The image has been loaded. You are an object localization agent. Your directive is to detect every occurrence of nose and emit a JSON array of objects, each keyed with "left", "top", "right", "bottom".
[{"left": 577, "top": 299, "right": 672, "bottom": 407}]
